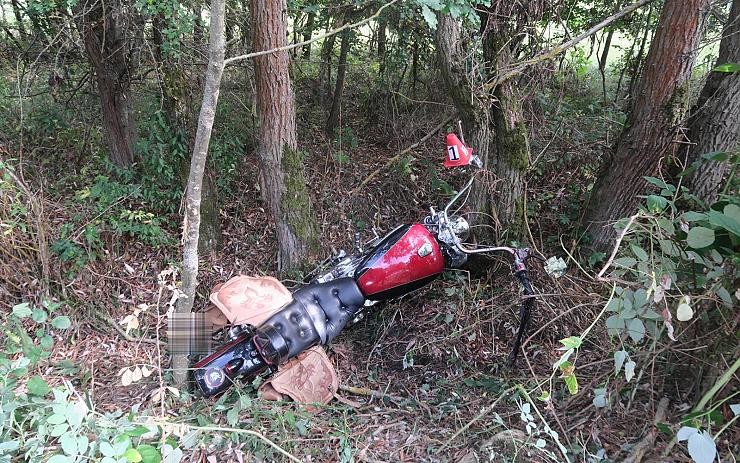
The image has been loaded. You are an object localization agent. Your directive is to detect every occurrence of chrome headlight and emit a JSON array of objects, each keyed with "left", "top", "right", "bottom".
[{"left": 449, "top": 216, "right": 470, "bottom": 242}]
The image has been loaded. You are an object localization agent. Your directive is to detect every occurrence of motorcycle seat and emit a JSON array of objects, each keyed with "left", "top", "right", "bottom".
[{"left": 255, "top": 278, "right": 365, "bottom": 364}]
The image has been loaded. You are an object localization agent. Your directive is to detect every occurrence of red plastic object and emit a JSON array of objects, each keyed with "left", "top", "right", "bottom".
[
  {"left": 356, "top": 224, "right": 444, "bottom": 299},
  {"left": 444, "top": 133, "right": 473, "bottom": 167}
]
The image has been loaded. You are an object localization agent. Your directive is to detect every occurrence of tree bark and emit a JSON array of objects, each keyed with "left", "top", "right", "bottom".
[
  {"left": 157, "top": 11, "right": 222, "bottom": 254},
  {"left": 377, "top": 16, "right": 386, "bottom": 59},
  {"left": 684, "top": 0, "right": 740, "bottom": 204},
  {"left": 174, "top": 0, "right": 226, "bottom": 384},
  {"left": 325, "top": 29, "right": 351, "bottom": 138},
  {"left": 585, "top": 0, "right": 710, "bottom": 251},
  {"left": 436, "top": 14, "right": 494, "bottom": 235},
  {"left": 627, "top": 3, "right": 654, "bottom": 101},
  {"left": 317, "top": 16, "right": 341, "bottom": 106},
  {"left": 597, "top": 28, "right": 615, "bottom": 103},
  {"left": 436, "top": 13, "right": 529, "bottom": 241},
  {"left": 302, "top": 12, "right": 316, "bottom": 59},
  {"left": 73, "top": 0, "right": 138, "bottom": 168},
  {"left": 252, "top": 0, "right": 318, "bottom": 271}
]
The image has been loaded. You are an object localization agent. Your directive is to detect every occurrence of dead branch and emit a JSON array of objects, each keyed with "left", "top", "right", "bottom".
[
  {"left": 224, "top": 0, "right": 399, "bottom": 66},
  {"left": 0, "top": 151, "right": 50, "bottom": 295},
  {"left": 352, "top": 113, "right": 455, "bottom": 194},
  {"left": 485, "top": 0, "right": 655, "bottom": 91}
]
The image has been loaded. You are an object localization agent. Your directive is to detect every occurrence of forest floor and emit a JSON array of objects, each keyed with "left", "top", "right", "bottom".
[{"left": 3, "top": 71, "right": 735, "bottom": 463}]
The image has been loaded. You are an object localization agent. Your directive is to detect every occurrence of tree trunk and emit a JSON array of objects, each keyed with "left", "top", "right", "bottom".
[
  {"left": 436, "top": 13, "right": 529, "bottom": 241},
  {"left": 486, "top": 27, "right": 529, "bottom": 240},
  {"left": 585, "top": 0, "right": 710, "bottom": 251},
  {"left": 377, "top": 16, "right": 386, "bottom": 75},
  {"left": 597, "top": 28, "right": 614, "bottom": 103},
  {"left": 684, "top": 0, "right": 740, "bottom": 204},
  {"left": 10, "top": 0, "right": 27, "bottom": 40},
  {"left": 252, "top": 0, "right": 318, "bottom": 272},
  {"left": 317, "top": 17, "right": 341, "bottom": 106},
  {"left": 326, "top": 29, "right": 351, "bottom": 138},
  {"left": 411, "top": 38, "right": 419, "bottom": 97},
  {"left": 437, "top": 13, "right": 493, "bottom": 227},
  {"left": 302, "top": 12, "right": 315, "bottom": 59},
  {"left": 627, "top": 3, "right": 654, "bottom": 101},
  {"left": 73, "top": 0, "right": 138, "bottom": 168},
  {"left": 175, "top": 0, "right": 226, "bottom": 384}
]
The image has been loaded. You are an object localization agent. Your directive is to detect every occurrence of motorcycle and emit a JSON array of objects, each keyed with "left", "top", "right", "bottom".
[{"left": 193, "top": 132, "right": 544, "bottom": 397}]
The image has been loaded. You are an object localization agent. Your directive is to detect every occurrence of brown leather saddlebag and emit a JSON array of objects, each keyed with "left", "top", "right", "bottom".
[{"left": 205, "top": 275, "right": 338, "bottom": 405}]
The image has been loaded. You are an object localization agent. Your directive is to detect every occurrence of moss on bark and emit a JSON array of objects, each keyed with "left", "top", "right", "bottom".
[{"left": 280, "top": 147, "right": 319, "bottom": 262}]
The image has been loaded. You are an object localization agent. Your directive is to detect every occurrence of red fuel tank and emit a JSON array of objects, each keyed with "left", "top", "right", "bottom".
[{"left": 354, "top": 224, "right": 444, "bottom": 301}]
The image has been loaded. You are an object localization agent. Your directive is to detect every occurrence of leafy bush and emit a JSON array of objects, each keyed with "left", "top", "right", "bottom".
[{"left": 0, "top": 301, "right": 182, "bottom": 463}]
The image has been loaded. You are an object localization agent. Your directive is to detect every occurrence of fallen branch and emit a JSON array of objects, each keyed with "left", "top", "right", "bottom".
[
  {"left": 484, "top": 0, "right": 655, "bottom": 91},
  {"left": 339, "top": 384, "right": 406, "bottom": 403},
  {"left": 352, "top": 113, "right": 455, "bottom": 194},
  {"left": 439, "top": 385, "right": 517, "bottom": 452},
  {"left": 596, "top": 213, "right": 641, "bottom": 280},
  {"left": 224, "top": 0, "right": 399, "bottom": 66},
  {"left": 624, "top": 397, "right": 669, "bottom": 463},
  {"left": 90, "top": 309, "right": 166, "bottom": 346}
]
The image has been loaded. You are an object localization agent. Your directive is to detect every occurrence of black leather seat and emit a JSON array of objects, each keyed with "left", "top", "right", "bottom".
[{"left": 253, "top": 278, "right": 365, "bottom": 365}]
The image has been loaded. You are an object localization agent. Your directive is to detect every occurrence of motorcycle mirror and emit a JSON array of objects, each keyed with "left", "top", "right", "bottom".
[{"left": 444, "top": 133, "right": 481, "bottom": 168}]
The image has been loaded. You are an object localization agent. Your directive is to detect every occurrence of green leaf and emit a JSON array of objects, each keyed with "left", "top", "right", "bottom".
[
  {"left": 614, "top": 350, "right": 628, "bottom": 374},
  {"left": 77, "top": 436, "right": 89, "bottom": 455},
  {"left": 646, "top": 195, "right": 668, "bottom": 212},
  {"left": 633, "top": 288, "right": 648, "bottom": 309},
  {"left": 31, "top": 308, "right": 48, "bottom": 323},
  {"left": 724, "top": 204, "right": 740, "bottom": 222},
  {"left": 226, "top": 406, "right": 240, "bottom": 427},
  {"left": 52, "top": 316, "right": 72, "bottom": 329},
  {"left": 657, "top": 217, "right": 676, "bottom": 234},
  {"left": 100, "top": 442, "right": 116, "bottom": 457},
  {"left": 27, "top": 375, "right": 50, "bottom": 396},
  {"left": 713, "top": 63, "right": 740, "bottom": 73},
  {"left": 126, "top": 425, "right": 152, "bottom": 438},
  {"left": 420, "top": 5, "right": 437, "bottom": 29},
  {"left": 613, "top": 257, "right": 637, "bottom": 268},
  {"left": 644, "top": 176, "right": 670, "bottom": 190},
  {"left": 564, "top": 374, "right": 578, "bottom": 395},
  {"left": 687, "top": 430, "right": 717, "bottom": 463},
  {"left": 48, "top": 455, "right": 73, "bottom": 463},
  {"left": 12, "top": 302, "right": 32, "bottom": 318},
  {"left": 715, "top": 287, "right": 733, "bottom": 308},
  {"left": 137, "top": 445, "right": 162, "bottom": 463},
  {"left": 624, "top": 360, "right": 636, "bottom": 382},
  {"left": 559, "top": 336, "right": 582, "bottom": 350},
  {"left": 686, "top": 227, "right": 715, "bottom": 249},
  {"left": 628, "top": 318, "right": 645, "bottom": 343},
  {"left": 702, "top": 151, "right": 728, "bottom": 161},
  {"left": 60, "top": 433, "right": 78, "bottom": 455},
  {"left": 47, "top": 413, "right": 67, "bottom": 425},
  {"left": 65, "top": 400, "right": 88, "bottom": 428},
  {"left": 631, "top": 244, "right": 649, "bottom": 261},
  {"left": 682, "top": 211, "right": 708, "bottom": 222},
  {"left": 707, "top": 210, "right": 740, "bottom": 236},
  {"left": 125, "top": 448, "right": 143, "bottom": 463},
  {"left": 605, "top": 315, "right": 624, "bottom": 336},
  {"left": 656, "top": 422, "right": 672, "bottom": 434}
]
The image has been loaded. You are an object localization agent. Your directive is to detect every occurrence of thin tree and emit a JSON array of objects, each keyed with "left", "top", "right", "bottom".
[
  {"left": 684, "top": 0, "right": 740, "bottom": 204},
  {"left": 173, "top": 0, "right": 226, "bottom": 384},
  {"left": 72, "top": 0, "right": 139, "bottom": 168},
  {"left": 585, "top": 0, "right": 710, "bottom": 251},
  {"left": 326, "top": 29, "right": 351, "bottom": 138},
  {"left": 251, "top": 0, "right": 319, "bottom": 271}
]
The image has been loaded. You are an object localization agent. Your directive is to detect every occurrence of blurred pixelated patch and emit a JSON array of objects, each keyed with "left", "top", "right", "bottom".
[{"left": 167, "top": 312, "right": 216, "bottom": 356}]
